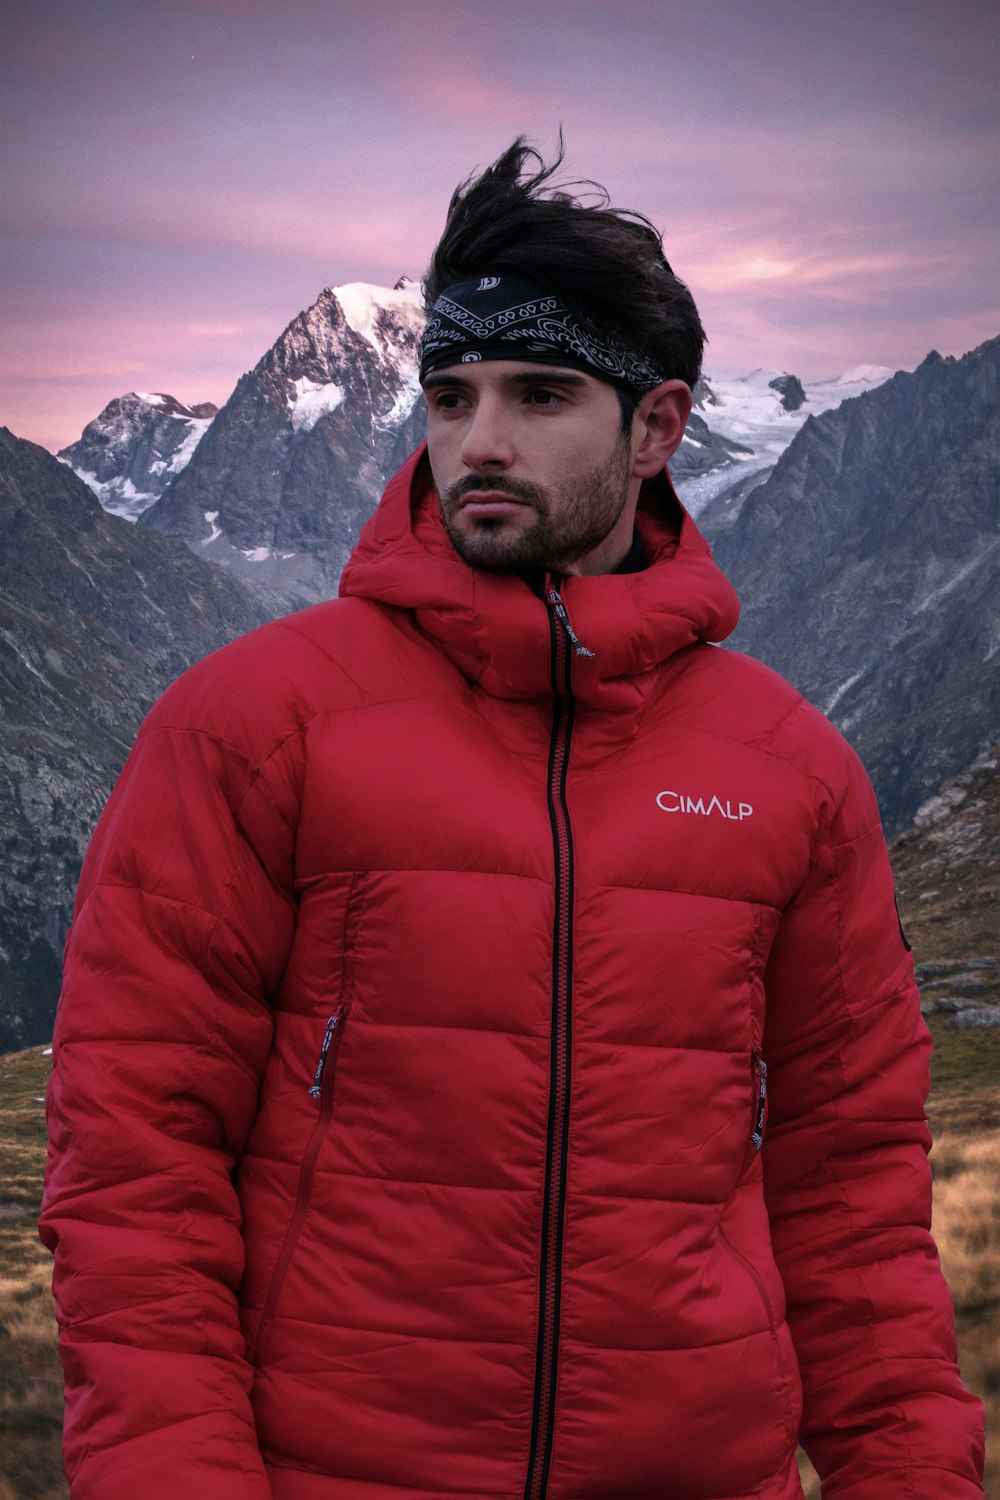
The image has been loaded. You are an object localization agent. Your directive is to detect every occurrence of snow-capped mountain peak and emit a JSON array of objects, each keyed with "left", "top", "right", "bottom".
[
  {"left": 58, "top": 391, "right": 217, "bottom": 521},
  {"left": 139, "top": 278, "right": 429, "bottom": 605},
  {"left": 332, "top": 280, "right": 425, "bottom": 356}
]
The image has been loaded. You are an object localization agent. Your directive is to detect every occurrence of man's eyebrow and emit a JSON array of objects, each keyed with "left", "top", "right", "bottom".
[
  {"left": 421, "top": 369, "right": 591, "bottom": 391},
  {"left": 421, "top": 372, "right": 472, "bottom": 392},
  {"left": 509, "top": 371, "right": 589, "bottom": 389}
]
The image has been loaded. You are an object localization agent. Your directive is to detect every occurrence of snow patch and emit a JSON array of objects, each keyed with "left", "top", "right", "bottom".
[
  {"left": 168, "top": 416, "right": 212, "bottom": 472},
  {"left": 822, "top": 671, "right": 864, "bottom": 716},
  {"left": 135, "top": 391, "right": 165, "bottom": 406},
  {"left": 42, "top": 1046, "right": 53, "bottom": 1056},
  {"left": 202, "top": 510, "right": 222, "bottom": 544},
  {"left": 72, "top": 466, "right": 104, "bottom": 498},
  {"left": 914, "top": 542, "right": 999, "bottom": 615},
  {"left": 289, "top": 376, "right": 344, "bottom": 433},
  {"left": 832, "top": 364, "right": 896, "bottom": 387},
  {"left": 333, "top": 280, "right": 425, "bottom": 355},
  {"left": 240, "top": 545, "right": 299, "bottom": 563},
  {"left": 117, "top": 478, "right": 151, "bottom": 503},
  {"left": 376, "top": 369, "right": 421, "bottom": 430},
  {"left": 675, "top": 455, "right": 775, "bottom": 518},
  {"left": 71, "top": 466, "right": 156, "bottom": 520}
]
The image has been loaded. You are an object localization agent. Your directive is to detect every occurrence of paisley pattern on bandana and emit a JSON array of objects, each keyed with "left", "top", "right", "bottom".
[{"left": 419, "top": 274, "right": 665, "bottom": 392}]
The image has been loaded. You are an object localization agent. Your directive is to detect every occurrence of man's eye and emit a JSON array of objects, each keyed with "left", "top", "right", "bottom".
[
  {"left": 431, "top": 391, "right": 465, "bottom": 411},
  {"left": 526, "top": 388, "right": 563, "bottom": 407}
]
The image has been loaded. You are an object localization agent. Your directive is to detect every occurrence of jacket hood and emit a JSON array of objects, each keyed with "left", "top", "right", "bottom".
[{"left": 340, "top": 444, "right": 740, "bottom": 711}]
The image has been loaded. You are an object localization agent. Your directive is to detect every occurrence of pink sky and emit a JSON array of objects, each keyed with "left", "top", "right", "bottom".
[{"left": 2, "top": 0, "right": 998, "bottom": 452}]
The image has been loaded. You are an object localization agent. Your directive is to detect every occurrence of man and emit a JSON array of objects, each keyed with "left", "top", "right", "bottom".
[{"left": 41, "top": 140, "right": 983, "bottom": 1499}]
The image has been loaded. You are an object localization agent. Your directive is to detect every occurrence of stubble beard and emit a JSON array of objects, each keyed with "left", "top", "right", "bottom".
[{"left": 438, "top": 434, "right": 634, "bottom": 574}]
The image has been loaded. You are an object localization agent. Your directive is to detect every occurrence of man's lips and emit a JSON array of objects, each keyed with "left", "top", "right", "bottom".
[{"left": 455, "top": 490, "right": 532, "bottom": 514}]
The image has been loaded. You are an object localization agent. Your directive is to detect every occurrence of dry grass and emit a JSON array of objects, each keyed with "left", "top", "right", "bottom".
[
  {"left": 0, "top": 1047, "right": 67, "bottom": 1500},
  {"left": 2, "top": 1037, "right": 996, "bottom": 1499}
]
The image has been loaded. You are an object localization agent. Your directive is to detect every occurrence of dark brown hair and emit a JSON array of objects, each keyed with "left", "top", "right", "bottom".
[{"left": 423, "top": 136, "right": 706, "bottom": 395}]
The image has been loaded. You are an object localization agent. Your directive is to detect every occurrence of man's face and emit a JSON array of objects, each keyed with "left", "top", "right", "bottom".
[{"left": 423, "top": 361, "right": 637, "bottom": 576}]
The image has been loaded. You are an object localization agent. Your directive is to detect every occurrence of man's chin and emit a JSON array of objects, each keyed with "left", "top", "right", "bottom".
[
  {"left": 444, "top": 515, "right": 545, "bottom": 572},
  {"left": 447, "top": 533, "right": 540, "bottom": 572}
]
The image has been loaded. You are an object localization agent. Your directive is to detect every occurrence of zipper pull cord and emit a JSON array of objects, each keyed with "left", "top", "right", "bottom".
[
  {"left": 547, "top": 587, "right": 596, "bottom": 659},
  {"left": 308, "top": 1010, "right": 344, "bottom": 1098},
  {"left": 751, "top": 1055, "right": 768, "bottom": 1152}
]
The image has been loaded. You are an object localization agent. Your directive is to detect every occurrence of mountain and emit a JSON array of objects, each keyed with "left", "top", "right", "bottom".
[
  {"left": 58, "top": 391, "right": 217, "bottom": 520},
  {"left": 676, "top": 364, "right": 897, "bottom": 518},
  {"left": 707, "top": 337, "right": 1000, "bottom": 836},
  {"left": 0, "top": 426, "right": 273, "bottom": 1051},
  {"left": 57, "top": 284, "right": 899, "bottom": 610},
  {"left": 140, "top": 280, "right": 426, "bottom": 606}
]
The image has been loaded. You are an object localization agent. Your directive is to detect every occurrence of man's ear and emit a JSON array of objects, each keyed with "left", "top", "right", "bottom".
[{"left": 631, "top": 380, "right": 693, "bottom": 478}]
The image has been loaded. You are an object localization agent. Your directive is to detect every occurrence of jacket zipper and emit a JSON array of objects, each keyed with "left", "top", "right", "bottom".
[
  {"left": 253, "top": 1004, "right": 349, "bottom": 1359},
  {"left": 524, "top": 587, "right": 577, "bottom": 1500}
]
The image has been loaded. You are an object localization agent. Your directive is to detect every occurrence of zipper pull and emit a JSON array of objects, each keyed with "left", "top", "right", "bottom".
[
  {"left": 547, "top": 587, "right": 596, "bottom": 659},
  {"left": 309, "top": 1006, "right": 346, "bottom": 1098},
  {"left": 751, "top": 1053, "right": 768, "bottom": 1152}
]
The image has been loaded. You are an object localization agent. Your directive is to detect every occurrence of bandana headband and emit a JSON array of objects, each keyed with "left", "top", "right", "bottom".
[{"left": 418, "top": 272, "right": 666, "bottom": 393}]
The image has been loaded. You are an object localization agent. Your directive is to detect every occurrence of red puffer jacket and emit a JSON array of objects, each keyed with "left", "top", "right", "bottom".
[{"left": 41, "top": 448, "right": 983, "bottom": 1500}]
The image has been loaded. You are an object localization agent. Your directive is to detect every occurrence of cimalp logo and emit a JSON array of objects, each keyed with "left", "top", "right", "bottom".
[{"left": 656, "top": 790, "right": 754, "bottom": 821}]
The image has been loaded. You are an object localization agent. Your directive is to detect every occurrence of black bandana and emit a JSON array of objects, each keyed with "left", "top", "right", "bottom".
[{"left": 418, "top": 273, "right": 665, "bottom": 393}]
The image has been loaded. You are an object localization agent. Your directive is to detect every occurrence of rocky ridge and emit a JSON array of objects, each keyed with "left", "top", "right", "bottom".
[
  {"left": 707, "top": 337, "right": 1000, "bottom": 836},
  {"left": 59, "top": 287, "right": 881, "bottom": 583}
]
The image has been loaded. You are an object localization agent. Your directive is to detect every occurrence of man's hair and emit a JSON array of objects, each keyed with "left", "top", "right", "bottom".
[{"left": 423, "top": 135, "right": 706, "bottom": 421}]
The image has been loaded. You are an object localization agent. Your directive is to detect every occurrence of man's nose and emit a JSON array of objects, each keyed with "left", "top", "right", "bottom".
[{"left": 459, "top": 397, "right": 515, "bottom": 471}]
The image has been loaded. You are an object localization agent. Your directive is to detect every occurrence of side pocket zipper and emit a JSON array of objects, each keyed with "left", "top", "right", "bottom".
[
  {"left": 718, "top": 1224, "right": 795, "bottom": 1443},
  {"left": 751, "top": 1047, "right": 768, "bottom": 1152},
  {"left": 253, "top": 1004, "right": 349, "bottom": 1361}
]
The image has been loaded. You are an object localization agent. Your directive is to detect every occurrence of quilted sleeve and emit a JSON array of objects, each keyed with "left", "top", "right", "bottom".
[
  {"left": 761, "top": 738, "right": 985, "bottom": 1499},
  {"left": 39, "top": 678, "right": 299, "bottom": 1500}
]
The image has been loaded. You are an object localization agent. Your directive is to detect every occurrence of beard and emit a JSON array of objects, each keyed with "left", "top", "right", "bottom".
[{"left": 438, "top": 433, "right": 633, "bottom": 574}]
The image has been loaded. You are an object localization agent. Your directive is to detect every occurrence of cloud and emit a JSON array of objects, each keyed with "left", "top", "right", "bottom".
[{"left": 185, "top": 321, "right": 248, "bottom": 337}]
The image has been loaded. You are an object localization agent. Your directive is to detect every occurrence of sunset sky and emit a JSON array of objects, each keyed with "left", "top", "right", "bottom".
[{"left": 2, "top": 0, "right": 998, "bottom": 452}]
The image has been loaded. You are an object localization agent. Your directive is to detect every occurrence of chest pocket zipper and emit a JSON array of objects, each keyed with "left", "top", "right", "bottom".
[{"left": 253, "top": 1004, "right": 349, "bottom": 1361}]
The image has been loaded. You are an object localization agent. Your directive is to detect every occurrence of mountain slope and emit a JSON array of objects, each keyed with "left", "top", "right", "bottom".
[
  {"left": 0, "top": 427, "right": 273, "bottom": 1050},
  {"left": 891, "top": 744, "right": 999, "bottom": 1023},
  {"left": 709, "top": 337, "right": 1000, "bottom": 835},
  {"left": 141, "top": 281, "right": 426, "bottom": 604}
]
